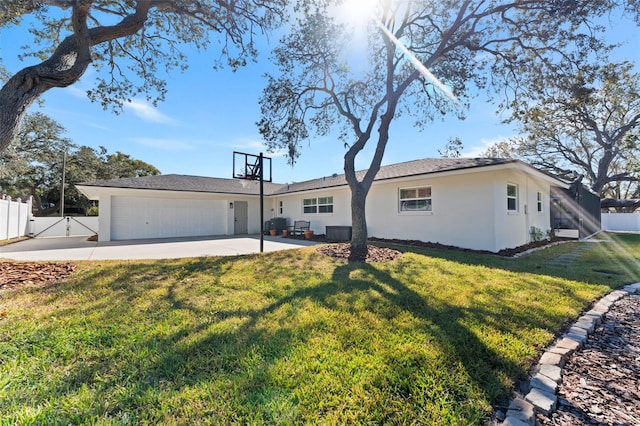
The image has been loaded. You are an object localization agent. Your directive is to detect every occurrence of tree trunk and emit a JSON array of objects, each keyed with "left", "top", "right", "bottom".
[
  {"left": 344, "top": 109, "right": 396, "bottom": 262},
  {"left": 31, "top": 192, "right": 44, "bottom": 216},
  {"left": 348, "top": 183, "right": 369, "bottom": 261}
]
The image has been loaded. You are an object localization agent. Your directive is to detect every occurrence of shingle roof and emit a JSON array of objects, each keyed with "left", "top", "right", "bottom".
[
  {"left": 78, "top": 174, "right": 284, "bottom": 195},
  {"left": 271, "top": 157, "right": 517, "bottom": 194},
  {"left": 78, "top": 158, "right": 530, "bottom": 196}
]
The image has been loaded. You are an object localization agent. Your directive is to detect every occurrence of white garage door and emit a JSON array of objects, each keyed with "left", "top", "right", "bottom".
[{"left": 111, "top": 196, "right": 226, "bottom": 240}]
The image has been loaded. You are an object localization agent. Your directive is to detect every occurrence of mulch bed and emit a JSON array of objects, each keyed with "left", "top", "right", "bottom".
[
  {"left": 0, "top": 261, "right": 76, "bottom": 290},
  {"left": 316, "top": 243, "right": 403, "bottom": 262},
  {"left": 294, "top": 233, "right": 571, "bottom": 262},
  {"left": 369, "top": 237, "right": 573, "bottom": 257},
  {"left": 537, "top": 294, "right": 640, "bottom": 425}
]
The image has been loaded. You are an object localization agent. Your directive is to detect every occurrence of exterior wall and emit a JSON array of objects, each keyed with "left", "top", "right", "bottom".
[
  {"left": 366, "top": 172, "right": 497, "bottom": 251},
  {"left": 271, "top": 186, "right": 352, "bottom": 234},
  {"left": 260, "top": 167, "right": 555, "bottom": 252},
  {"left": 84, "top": 164, "right": 559, "bottom": 250},
  {"left": 491, "top": 169, "right": 552, "bottom": 252},
  {"left": 602, "top": 212, "right": 640, "bottom": 232},
  {"left": 92, "top": 187, "right": 260, "bottom": 241}
]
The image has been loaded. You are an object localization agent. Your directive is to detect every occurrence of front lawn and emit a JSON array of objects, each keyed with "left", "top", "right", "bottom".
[{"left": 1, "top": 232, "right": 638, "bottom": 424}]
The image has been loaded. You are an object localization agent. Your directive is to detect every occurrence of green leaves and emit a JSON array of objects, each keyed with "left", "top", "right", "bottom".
[
  {"left": 508, "top": 61, "right": 640, "bottom": 196},
  {"left": 0, "top": 0, "right": 288, "bottom": 153},
  {"left": 0, "top": 112, "right": 160, "bottom": 213}
]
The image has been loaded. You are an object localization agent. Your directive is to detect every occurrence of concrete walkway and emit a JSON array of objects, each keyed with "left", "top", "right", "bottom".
[
  {"left": 0, "top": 235, "right": 318, "bottom": 261},
  {"left": 546, "top": 242, "right": 595, "bottom": 268}
]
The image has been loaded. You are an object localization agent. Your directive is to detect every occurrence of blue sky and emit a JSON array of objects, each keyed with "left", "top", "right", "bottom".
[{"left": 0, "top": 9, "right": 637, "bottom": 184}]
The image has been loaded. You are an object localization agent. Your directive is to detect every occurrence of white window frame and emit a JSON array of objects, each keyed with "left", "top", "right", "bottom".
[
  {"left": 303, "top": 198, "right": 317, "bottom": 214},
  {"left": 399, "top": 186, "right": 432, "bottom": 214},
  {"left": 279, "top": 200, "right": 283, "bottom": 215},
  {"left": 537, "top": 191, "right": 543, "bottom": 212},
  {"left": 317, "top": 196, "right": 334, "bottom": 213},
  {"left": 507, "top": 183, "right": 519, "bottom": 213},
  {"left": 303, "top": 196, "right": 333, "bottom": 214}
]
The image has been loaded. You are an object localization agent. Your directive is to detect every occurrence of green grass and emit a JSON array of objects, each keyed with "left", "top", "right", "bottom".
[{"left": 1, "top": 232, "right": 638, "bottom": 425}]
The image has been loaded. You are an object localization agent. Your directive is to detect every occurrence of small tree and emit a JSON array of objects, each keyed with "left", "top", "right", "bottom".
[
  {"left": 0, "top": 0, "right": 286, "bottom": 154},
  {"left": 258, "top": 0, "right": 619, "bottom": 260}
]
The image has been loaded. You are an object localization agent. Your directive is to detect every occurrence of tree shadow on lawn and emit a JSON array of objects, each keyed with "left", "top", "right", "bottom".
[
  {"left": 385, "top": 239, "right": 636, "bottom": 291},
  {"left": 22, "top": 253, "right": 589, "bottom": 423}
]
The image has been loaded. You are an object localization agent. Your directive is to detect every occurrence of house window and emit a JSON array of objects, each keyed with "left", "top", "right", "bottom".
[
  {"left": 507, "top": 183, "right": 518, "bottom": 212},
  {"left": 279, "top": 200, "right": 283, "bottom": 215},
  {"left": 399, "top": 186, "right": 432, "bottom": 212},
  {"left": 303, "top": 198, "right": 316, "bottom": 214},
  {"left": 303, "top": 196, "right": 333, "bottom": 214},
  {"left": 318, "top": 196, "right": 334, "bottom": 213},
  {"left": 537, "top": 192, "right": 543, "bottom": 212}
]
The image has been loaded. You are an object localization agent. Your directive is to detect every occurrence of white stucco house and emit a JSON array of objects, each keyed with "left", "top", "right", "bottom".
[{"left": 76, "top": 157, "right": 569, "bottom": 252}]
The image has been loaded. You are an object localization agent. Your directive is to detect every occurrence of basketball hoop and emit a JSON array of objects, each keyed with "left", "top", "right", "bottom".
[
  {"left": 233, "top": 151, "right": 272, "bottom": 183},
  {"left": 232, "top": 151, "right": 273, "bottom": 253}
]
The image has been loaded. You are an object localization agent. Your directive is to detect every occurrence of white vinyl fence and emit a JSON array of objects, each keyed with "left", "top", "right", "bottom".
[
  {"left": 1, "top": 197, "right": 99, "bottom": 239},
  {"left": 29, "top": 216, "right": 99, "bottom": 238},
  {"left": 0, "top": 198, "right": 30, "bottom": 240},
  {"left": 601, "top": 212, "right": 640, "bottom": 232}
]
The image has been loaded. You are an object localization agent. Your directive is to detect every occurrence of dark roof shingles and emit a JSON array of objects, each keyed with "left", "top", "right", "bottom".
[
  {"left": 272, "top": 157, "right": 515, "bottom": 194},
  {"left": 79, "top": 158, "right": 518, "bottom": 196},
  {"left": 79, "top": 174, "right": 283, "bottom": 195}
]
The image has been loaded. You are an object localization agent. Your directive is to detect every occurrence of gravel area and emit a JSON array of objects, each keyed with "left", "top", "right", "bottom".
[{"left": 537, "top": 294, "right": 640, "bottom": 425}]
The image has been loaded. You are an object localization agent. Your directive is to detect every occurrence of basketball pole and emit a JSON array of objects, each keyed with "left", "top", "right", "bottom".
[{"left": 259, "top": 152, "right": 264, "bottom": 253}]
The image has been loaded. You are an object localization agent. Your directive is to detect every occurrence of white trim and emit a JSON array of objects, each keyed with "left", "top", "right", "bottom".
[
  {"left": 537, "top": 191, "right": 543, "bottom": 213},
  {"left": 302, "top": 195, "right": 334, "bottom": 215},
  {"left": 398, "top": 185, "right": 433, "bottom": 214}
]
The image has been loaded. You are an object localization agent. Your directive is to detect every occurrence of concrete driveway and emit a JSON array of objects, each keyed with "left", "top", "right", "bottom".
[{"left": 0, "top": 235, "right": 318, "bottom": 261}]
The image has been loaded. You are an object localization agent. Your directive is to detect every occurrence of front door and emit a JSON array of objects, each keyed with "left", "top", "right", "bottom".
[{"left": 234, "top": 201, "right": 248, "bottom": 234}]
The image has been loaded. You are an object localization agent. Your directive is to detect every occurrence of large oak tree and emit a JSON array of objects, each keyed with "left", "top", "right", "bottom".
[
  {"left": 0, "top": 0, "right": 286, "bottom": 153},
  {"left": 507, "top": 61, "right": 640, "bottom": 197},
  {"left": 258, "top": 0, "right": 621, "bottom": 260},
  {"left": 0, "top": 112, "right": 160, "bottom": 214}
]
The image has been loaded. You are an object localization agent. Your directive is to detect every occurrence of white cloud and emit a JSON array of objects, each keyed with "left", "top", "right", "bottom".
[
  {"left": 463, "top": 135, "right": 512, "bottom": 157},
  {"left": 231, "top": 137, "right": 287, "bottom": 157},
  {"left": 65, "top": 85, "right": 88, "bottom": 99},
  {"left": 130, "top": 137, "right": 193, "bottom": 151},
  {"left": 87, "top": 122, "right": 112, "bottom": 132},
  {"left": 124, "top": 99, "right": 178, "bottom": 124}
]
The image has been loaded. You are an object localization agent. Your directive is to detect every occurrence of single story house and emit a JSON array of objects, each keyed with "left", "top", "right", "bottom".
[{"left": 76, "top": 157, "right": 571, "bottom": 252}]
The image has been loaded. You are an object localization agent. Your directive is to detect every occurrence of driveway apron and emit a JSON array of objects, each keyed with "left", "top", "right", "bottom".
[{"left": 0, "top": 235, "right": 317, "bottom": 261}]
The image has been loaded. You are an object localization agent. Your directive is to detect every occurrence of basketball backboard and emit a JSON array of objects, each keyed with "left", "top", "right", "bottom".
[{"left": 232, "top": 151, "right": 272, "bottom": 182}]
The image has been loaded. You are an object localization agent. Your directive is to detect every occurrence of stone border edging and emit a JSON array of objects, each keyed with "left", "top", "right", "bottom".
[{"left": 500, "top": 282, "right": 640, "bottom": 426}]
